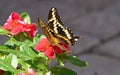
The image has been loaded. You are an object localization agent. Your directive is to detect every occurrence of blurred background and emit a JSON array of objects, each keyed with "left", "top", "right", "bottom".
[{"left": 0, "top": 0, "right": 120, "bottom": 75}]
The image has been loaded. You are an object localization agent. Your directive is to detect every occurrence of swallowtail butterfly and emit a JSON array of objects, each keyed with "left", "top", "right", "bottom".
[{"left": 38, "top": 7, "right": 81, "bottom": 52}]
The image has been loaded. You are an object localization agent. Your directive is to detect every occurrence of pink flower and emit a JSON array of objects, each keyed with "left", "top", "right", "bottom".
[
  {"left": 2, "top": 12, "right": 37, "bottom": 38},
  {"left": 19, "top": 68, "right": 38, "bottom": 75},
  {"left": 34, "top": 38, "right": 70, "bottom": 59}
]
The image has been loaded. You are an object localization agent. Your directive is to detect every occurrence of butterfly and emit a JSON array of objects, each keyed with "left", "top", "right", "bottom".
[{"left": 38, "top": 7, "right": 81, "bottom": 52}]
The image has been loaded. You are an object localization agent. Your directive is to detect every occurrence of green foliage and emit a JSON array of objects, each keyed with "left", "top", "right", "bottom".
[
  {"left": 51, "top": 67, "right": 77, "bottom": 75},
  {"left": 5, "top": 37, "right": 21, "bottom": 46},
  {"left": 56, "top": 54, "right": 88, "bottom": 67},
  {"left": 20, "top": 12, "right": 31, "bottom": 24},
  {"left": 0, "top": 27, "right": 9, "bottom": 35},
  {"left": 67, "top": 56, "right": 88, "bottom": 67},
  {"left": 0, "top": 56, "right": 18, "bottom": 73}
]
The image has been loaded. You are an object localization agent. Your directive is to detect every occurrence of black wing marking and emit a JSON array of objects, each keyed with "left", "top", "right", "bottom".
[
  {"left": 48, "top": 7, "right": 64, "bottom": 29},
  {"left": 48, "top": 7, "right": 72, "bottom": 38}
]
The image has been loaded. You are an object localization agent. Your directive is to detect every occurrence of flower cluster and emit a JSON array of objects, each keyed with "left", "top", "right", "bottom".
[{"left": 2, "top": 12, "right": 37, "bottom": 38}]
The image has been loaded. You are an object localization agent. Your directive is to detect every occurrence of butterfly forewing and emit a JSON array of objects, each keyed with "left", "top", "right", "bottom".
[
  {"left": 48, "top": 7, "right": 80, "bottom": 45},
  {"left": 38, "top": 18, "right": 52, "bottom": 41},
  {"left": 48, "top": 7, "right": 64, "bottom": 29}
]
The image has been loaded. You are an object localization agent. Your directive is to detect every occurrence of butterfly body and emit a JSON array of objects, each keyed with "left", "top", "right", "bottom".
[{"left": 38, "top": 7, "right": 80, "bottom": 52}]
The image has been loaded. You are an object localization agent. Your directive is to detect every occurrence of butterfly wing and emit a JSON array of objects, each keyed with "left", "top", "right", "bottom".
[
  {"left": 38, "top": 18, "right": 66, "bottom": 45},
  {"left": 47, "top": 7, "right": 79, "bottom": 45},
  {"left": 38, "top": 18, "right": 51, "bottom": 41}
]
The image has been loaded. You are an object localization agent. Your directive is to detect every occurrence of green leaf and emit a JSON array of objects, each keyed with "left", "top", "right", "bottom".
[
  {"left": 56, "top": 54, "right": 68, "bottom": 66},
  {"left": 67, "top": 56, "right": 88, "bottom": 67},
  {"left": 20, "top": 44, "right": 37, "bottom": 57},
  {"left": 0, "top": 59, "right": 17, "bottom": 73},
  {"left": 0, "top": 46, "right": 11, "bottom": 54},
  {"left": 51, "top": 67, "right": 77, "bottom": 75},
  {"left": 32, "top": 57, "right": 48, "bottom": 70},
  {"left": 20, "top": 12, "right": 31, "bottom": 24},
  {"left": 0, "top": 28, "right": 9, "bottom": 35},
  {"left": 18, "top": 59, "right": 29, "bottom": 70},
  {"left": 57, "top": 54, "right": 88, "bottom": 67},
  {"left": 38, "top": 52, "right": 46, "bottom": 57},
  {"left": 11, "top": 44, "right": 37, "bottom": 60},
  {"left": 23, "top": 40, "right": 32, "bottom": 46},
  {"left": 23, "top": 39, "right": 38, "bottom": 49},
  {"left": 5, "top": 37, "right": 21, "bottom": 46},
  {"left": 4, "top": 54, "right": 18, "bottom": 68},
  {"left": 11, "top": 50, "right": 31, "bottom": 60}
]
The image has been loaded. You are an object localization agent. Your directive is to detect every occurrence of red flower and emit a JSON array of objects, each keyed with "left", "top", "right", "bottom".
[
  {"left": 2, "top": 12, "right": 37, "bottom": 38},
  {"left": 34, "top": 38, "right": 70, "bottom": 59},
  {"left": 19, "top": 68, "right": 38, "bottom": 75},
  {"left": 0, "top": 69, "right": 5, "bottom": 75}
]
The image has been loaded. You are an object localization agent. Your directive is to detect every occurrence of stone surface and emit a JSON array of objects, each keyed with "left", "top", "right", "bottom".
[
  {"left": 0, "top": 0, "right": 118, "bottom": 24},
  {"left": 0, "top": 0, "right": 84, "bottom": 24},
  {"left": 67, "top": 11, "right": 120, "bottom": 40},
  {"left": 104, "top": 0, "right": 120, "bottom": 13},
  {"left": 93, "top": 37, "right": 120, "bottom": 58},
  {"left": 0, "top": 36, "right": 8, "bottom": 45},
  {"left": 71, "top": 34, "right": 100, "bottom": 54},
  {"left": 65, "top": 54, "right": 120, "bottom": 75}
]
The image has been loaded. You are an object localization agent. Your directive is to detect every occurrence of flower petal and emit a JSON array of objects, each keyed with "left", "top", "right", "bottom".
[
  {"left": 28, "top": 23, "right": 38, "bottom": 38},
  {"left": 19, "top": 68, "right": 38, "bottom": 75},
  {"left": 2, "top": 12, "right": 23, "bottom": 35},
  {"left": 2, "top": 21, "right": 13, "bottom": 30},
  {"left": 10, "top": 24, "right": 23, "bottom": 35},
  {"left": 52, "top": 46, "right": 63, "bottom": 54},
  {"left": 11, "top": 12, "right": 23, "bottom": 20},
  {"left": 21, "top": 24, "right": 31, "bottom": 32},
  {"left": 27, "top": 68, "right": 38, "bottom": 75},
  {"left": 45, "top": 46, "right": 55, "bottom": 59},
  {"left": 34, "top": 38, "right": 49, "bottom": 52},
  {"left": 58, "top": 43, "right": 71, "bottom": 53},
  {"left": 19, "top": 73, "right": 26, "bottom": 75},
  {"left": 63, "top": 44, "right": 71, "bottom": 52}
]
